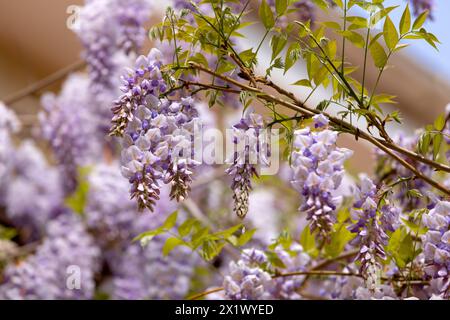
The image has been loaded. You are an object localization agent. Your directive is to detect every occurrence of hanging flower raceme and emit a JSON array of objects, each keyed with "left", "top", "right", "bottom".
[
  {"left": 114, "top": 0, "right": 154, "bottom": 54},
  {"left": 226, "top": 110, "right": 269, "bottom": 219},
  {"left": 0, "top": 213, "right": 101, "bottom": 300},
  {"left": 421, "top": 201, "right": 450, "bottom": 296},
  {"left": 75, "top": 0, "right": 153, "bottom": 92},
  {"left": 39, "top": 74, "right": 100, "bottom": 194},
  {"left": 112, "top": 49, "right": 200, "bottom": 211},
  {"left": 290, "top": 115, "right": 352, "bottom": 240},
  {"left": 348, "top": 176, "right": 393, "bottom": 291}
]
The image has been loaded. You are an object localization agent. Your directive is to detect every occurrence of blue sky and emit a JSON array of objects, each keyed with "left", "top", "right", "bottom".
[{"left": 385, "top": 0, "right": 450, "bottom": 82}]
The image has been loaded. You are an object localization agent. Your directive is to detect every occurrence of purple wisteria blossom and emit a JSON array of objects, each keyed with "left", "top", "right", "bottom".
[
  {"left": 75, "top": 0, "right": 153, "bottom": 92},
  {"left": 0, "top": 102, "right": 20, "bottom": 202},
  {"left": 112, "top": 49, "right": 200, "bottom": 211},
  {"left": 226, "top": 110, "right": 268, "bottom": 219},
  {"left": 421, "top": 201, "right": 450, "bottom": 296},
  {"left": 223, "top": 248, "right": 273, "bottom": 300},
  {"left": 112, "top": 237, "right": 196, "bottom": 300},
  {"left": 39, "top": 74, "right": 101, "bottom": 194},
  {"left": 4, "top": 141, "right": 63, "bottom": 238},
  {"left": 410, "top": 0, "right": 434, "bottom": 18},
  {"left": 0, "top": 213, "right": 101, "bottom": 300},
  {"left": 270, "top": 244, "right": 310, "bottom": 299},
  {"left": 290, "top": 115, "right": 352, "bottom": 240},
  {"left": 348, "top": 176, "right": 391, "bottom": 290}
]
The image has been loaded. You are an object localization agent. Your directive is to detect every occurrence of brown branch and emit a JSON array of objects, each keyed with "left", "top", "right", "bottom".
[
  {"left": 187, "top": 62, "right": 450, "bottom": 196},
  {"left": 2, "top": 60, "right": 86, "bottom": 106}
]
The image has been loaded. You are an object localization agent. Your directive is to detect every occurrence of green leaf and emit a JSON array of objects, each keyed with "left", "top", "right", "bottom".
[
  {"left": 266, "top": 251, "right": 286, "bottom": 269},
  {"left": 291, "top": 79, "right": 312, "bottom": 87},
  {"left": 386, "top": 227, "right": 415, "bottom": 268},
  {"left": 399, "top": 4, "right": 411, "bottom": 35},
  {"left": 0, "top": 226, "right": 17, "bottom": 240},
  {"left": 383, "top": 16, "right": 399, "bottom": 50},
  {"left": 162, "top": 211, "right": 178, "bottom": 230},
  {"left": 270, "top": 34, "right": 287, "bottom": 62},
  {"left": 322, "top": 21, "right": 341, "bottom": 29},
  {"left": 418, "top": 132, "right": 431, "bottom": 155},
  {"left": 178, "top": 218, "right": 196, "bottom": 237},
  {"left": 259, "top": 0, "right": 275, "bottom": 29},
  {"left": 412, "top": 10, "right": 429, "bottom": 30},
  {"left": 369, "top": 40, "right": 387, "bottom": 69},
  {"left": 433, "top": 133, "right": 443, "bottom": 160},
  {"left": 338, "top": 30, "right": 365, "bottom": 48},
  {"left": 299, "top": 225, "right": 319, "bottom": 258},
  {"left": 65, "top": 180, "right": 89, "bottom": 215},
  {"left": 212, "top": 224, "right": 243, "bottom": 239},
  {"left": 284, "top": 42, "right": 300, "bottom": 73},
  {"left": 401, "top": 218, "right": 427, "bottom": 235},
  {"left": 237, "top": 229, "right": 257, "bottom": 246},
  {"left": 324, "top": 223, "right": 355, "bottom": 259},
  {"left": 162, "top": 237, "right": 184, "bottom": 256},
  {"left": 434, "top": 114, "right": 446, "bottom": 131},
  {"left": 275, "top": 0, "right": 288, "bottom": 15}
]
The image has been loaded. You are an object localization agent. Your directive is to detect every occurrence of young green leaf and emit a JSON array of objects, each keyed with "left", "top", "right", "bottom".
[
  {"left": 162, "top": 210, "right": 178, "bottom": 230},
  {"left": 399, "top": 4, "right": 411, "bottom": 35},
  {"left": 162, "top": 237, "right": 184, "bottom": 256},
  {"left": 275, "top": 0, "right": 288, "bottom": 16},
  {"left": 259, "top": 0, "right": 275, "bottom": 29},
  {"left": 237, "top": 229, "right": 257, "bottom": 246},
  {"left": 369, "top": 40, "right": 387, "bottom": 68},
  {"left": 291, "top": 79, "right": 312, "bottom": 87},
  {"left": 383, "top": 16, "right": 399, "bottom": 50},
  {"left": 412, "top": 10, "right": 429, "bottom": 30},
  {"left": 270, "top": 34, "right": 287, "bottom": 62}
]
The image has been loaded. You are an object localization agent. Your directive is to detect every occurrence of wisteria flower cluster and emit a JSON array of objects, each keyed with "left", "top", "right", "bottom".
[
  {"left": 112, "top": 49, "right": 200, "bottom": 210},
  {"left": 39, "top": 74, "right": 100, "bottom": 194},
  {"left": 0, "top": 213, "right": 101, "bottom": 300},
  {"left": 422, "top": 201, "right": 450, "bottom": 296},
  {"left": 290, "top": 115, "right": 353, "bottom": 240},
  {"left": 348, "top": 176, "right": 393, "bottom": 290},
  {"left": 226, "top": 110, "right": 269, "bottom": 219}
]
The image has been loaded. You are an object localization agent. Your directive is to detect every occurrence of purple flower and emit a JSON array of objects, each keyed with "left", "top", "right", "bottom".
[
  {"left": 112, "top": 49, "right": 200, "bottom": 211},
  {"left": 4, "top": 141, "right": 63, "bottom": 238},
  {"left": 226, "top": 110, "right": 268, "bottom": 219},
  {"left": 39, "top": 74, "right": 101, "bottom": 194},
  {"left": 223, "top": 249, "right": 273, "bottom": 300},
  {"left": 421, "top": 201, "right": 450, "bottom": 295},
  {"left": 0, "top": 213, "right": 101, "bottom": 300},
  {"left": 349, "top": 176, "right": 391, "bottom": 290},
  {"left": 290, "top": 115, "right": 352, "bottom": 240},
  {"left": 0, "top": 103, "right": 20, "bottom": 202}
]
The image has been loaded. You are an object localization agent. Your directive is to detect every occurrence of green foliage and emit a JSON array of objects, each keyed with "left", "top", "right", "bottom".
[
  {"left": 134, "top": 212, "right": 254, "bottom": 261},
  {"left": 0, "top": 225, "right": 17, "bottom": 240},
  {"left": 386, "top": 227, "right": 417, "bottom": 268},
  {"left": 299, "top": 225, "right": 319, "bottom": 258},
  {"left": 323, "top": 209, "right": 355, "bottom": 259},
  {"left": 64, "top": 166, "right": 91, "bottom": 215},
  {"left": 259, "top": 0, "right": 275, "bottom": 29}
]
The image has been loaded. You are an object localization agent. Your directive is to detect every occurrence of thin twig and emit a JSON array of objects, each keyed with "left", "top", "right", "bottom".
[{"left": 2, "top": 60, "right": 86, "bottom": 105}]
